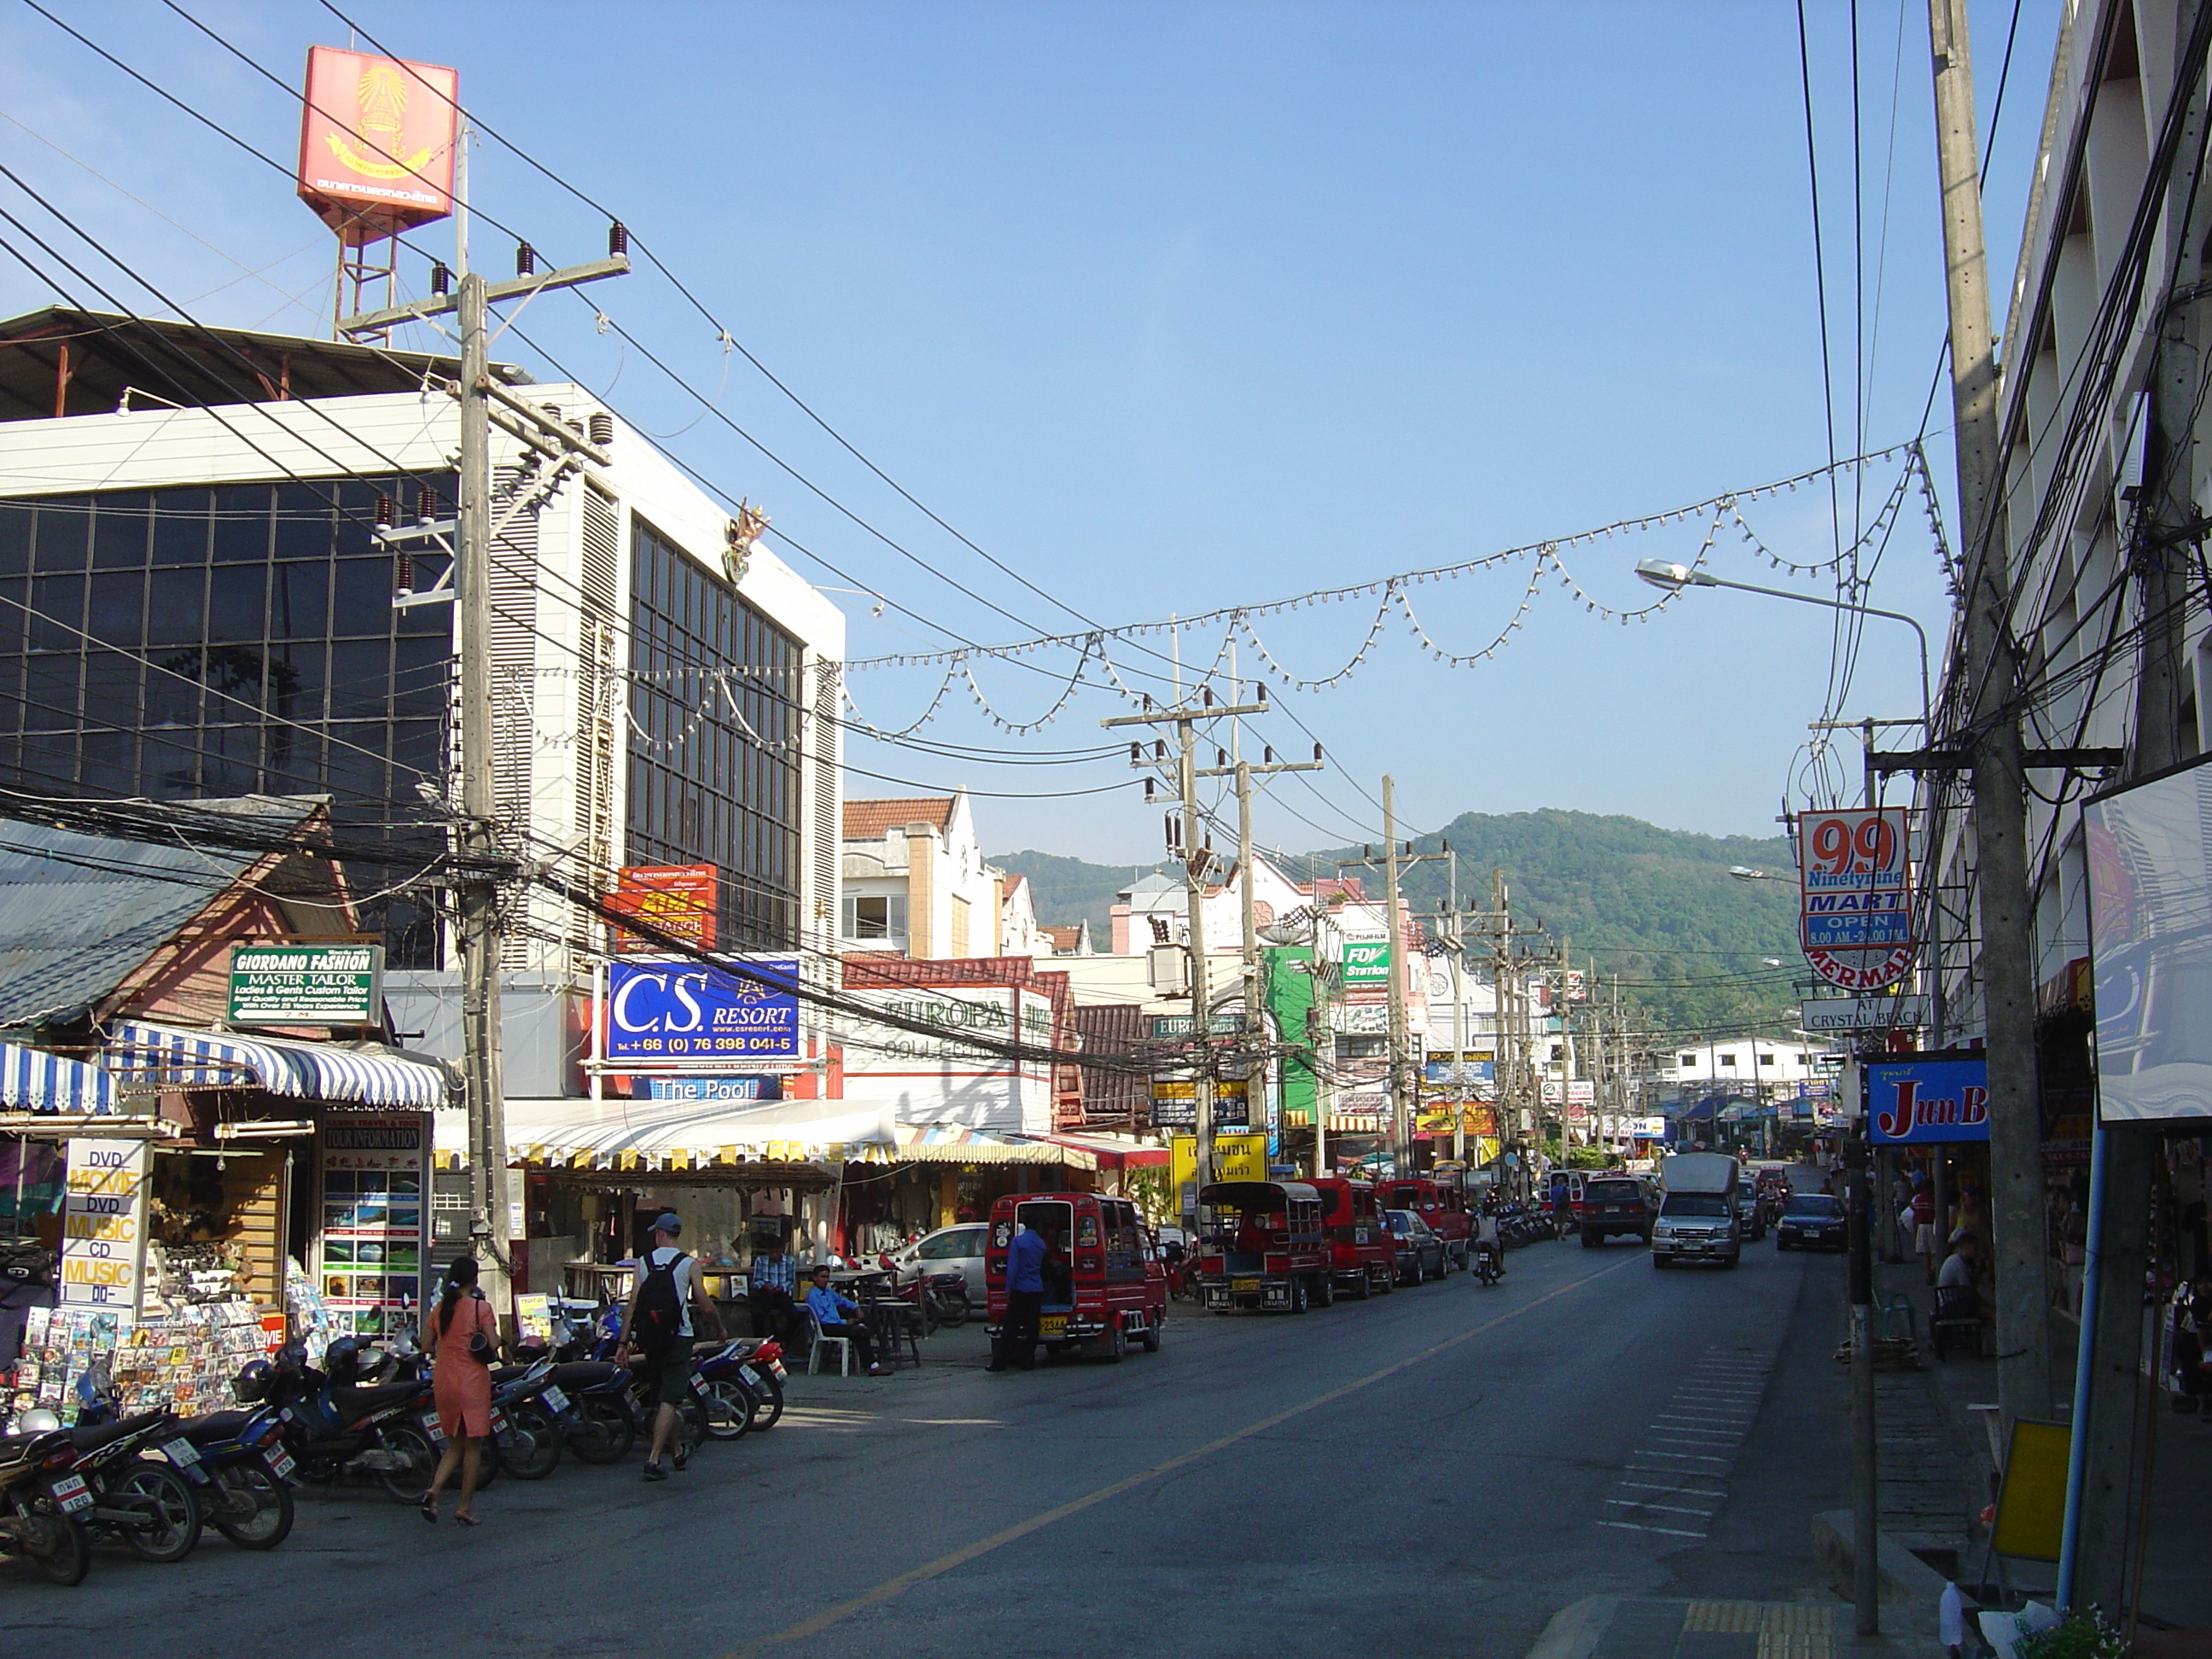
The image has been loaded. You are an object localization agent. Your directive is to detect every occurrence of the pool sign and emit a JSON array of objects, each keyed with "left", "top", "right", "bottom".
[
  {"left": 605, "top": 957, "right": 800, "bottom": 1062},
  {"left": 1865, "top": 1057, "right": 1989, "bottom": 1144}
]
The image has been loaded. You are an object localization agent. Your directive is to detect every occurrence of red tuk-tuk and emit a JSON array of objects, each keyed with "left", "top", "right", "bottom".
[
  {"left": 984, "top": 1192, "right": 1166, "bottom": 1361},
  {"left": 1196, "top": 1179, "right": 1331, "bottom": 1313},
  {"left": 1308, "top": 1176, "right": 1395, "bottom": 1300},
  {"left": 1378, "top": 1176, "right": 1471, "bottom": 1271}
]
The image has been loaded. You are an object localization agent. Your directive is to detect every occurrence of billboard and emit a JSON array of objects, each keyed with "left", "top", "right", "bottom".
[
  {"left": 607, "top": 864, "right": 718, "bottom": 954},
  {"left": 604, "top": 958, "right": 800, "bottom": 1063},
  {"left": 2087, "top": 760, "right": 2212, "bottom": 1122},
  {"left": 1341, "top": 936, "right": 1392, "bottom": 991},
  {"left": 297, "top": 47, "right": 459, "bottom": 244},
  {"left": 1866, "top": 1057, "right": 1989, "bottom": 1144},
  {"left": 1798, "top": 806, "right": 1916, "bottom": 991},
  {"left": 228, "top": 941, "right": 383, "bottom": 1026}
]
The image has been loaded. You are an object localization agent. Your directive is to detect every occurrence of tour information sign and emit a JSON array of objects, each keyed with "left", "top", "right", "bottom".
[{"left": 227, "top": 943, "right": 384, "bottom": 1026}]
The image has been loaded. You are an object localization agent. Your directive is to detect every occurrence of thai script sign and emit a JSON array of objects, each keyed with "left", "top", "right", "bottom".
[
  {"left": 608, "top": 864, "right": 718, "bottom": 954},
  {"left": 297, "top": 46, "right": 458, "bottom": 244}
]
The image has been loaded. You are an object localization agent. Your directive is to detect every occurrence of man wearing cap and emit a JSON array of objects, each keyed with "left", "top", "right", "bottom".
[{"left": 614, "top": 1212, "right": 721, "bottom": 1481}]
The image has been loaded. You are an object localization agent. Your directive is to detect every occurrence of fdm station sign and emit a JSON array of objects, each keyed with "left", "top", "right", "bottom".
[{"left": 228, "top": 943, "right": 384, "bottom": 1026}]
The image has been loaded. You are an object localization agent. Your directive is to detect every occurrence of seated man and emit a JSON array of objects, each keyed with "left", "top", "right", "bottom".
[
  {"left": 1935, "top": 1233, "right": 1980, "bottom": 1312},
  {"left": 802, "top": 1266, "right": 885, "bottom": 1377},
  {"left": 747, "top": 1237, "right": 799, "bottom": 1342}
]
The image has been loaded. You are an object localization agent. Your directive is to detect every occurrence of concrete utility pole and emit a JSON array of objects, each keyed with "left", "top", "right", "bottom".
[
  {"left": 1106, "top": 688, "right": 1269, "bottom": 1204},
  {"left": 2070, "top": 3, "right": 2212, "bottom": 1606},
  {"left": 342, "top": 230, "right": 629, "bottom": 1314},
  {"left": 1926, "top": 0, "right": 2051, "bottom": 1426},
  {"left": 1382, "top": 779, "right": 1410, "bottom": 1171}
]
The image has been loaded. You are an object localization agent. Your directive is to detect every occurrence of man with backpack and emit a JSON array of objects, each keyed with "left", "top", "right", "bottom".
[{"left": 614, "top": 1212, "right": 721, "bottom": 1482}]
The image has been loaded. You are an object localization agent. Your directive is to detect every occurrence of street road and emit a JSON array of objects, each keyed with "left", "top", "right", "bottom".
[{"left": 18, "top": 1227, "right": 1854, "bottom": 1659}]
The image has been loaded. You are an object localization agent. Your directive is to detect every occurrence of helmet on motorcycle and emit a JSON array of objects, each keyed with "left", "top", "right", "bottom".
[
  {"left": 324, "top": 1336, "right": 367, "bottom": 1384},
  {"left": 15, "top": 1406, "right": 60, "bottom": 1433},
  {"left": 233, "top": 1359, "right": 275, "bottom": 1403}
]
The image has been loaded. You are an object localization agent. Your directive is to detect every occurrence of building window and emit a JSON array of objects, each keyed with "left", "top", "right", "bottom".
[
  {"left": 1719, "top": 1053, "right": 1738, "bottom": 1067},
  {"left": 843, "top": 894, "right": 907, "bottom": 941},
  {"left": 626, "top": 517, "right": 801, "bottom": 952},
  {"left": 1757, "top": 1053, "right": 1775, "bottom": 1067},
  {"left": 1679, "top": 1054, "right": 1697, "bottom": 1068},
  {"left": 0, "top": 480, "right": 453, "bottom": 965}
]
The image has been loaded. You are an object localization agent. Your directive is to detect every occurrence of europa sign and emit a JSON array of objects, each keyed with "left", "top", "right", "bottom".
[
  {"left": 1865, "top": 1057, "right": 1989, "bottom": 1145},
  {"left": 1798, "top": 807, "right": 1915, "bottom": 991},
  {"left": 297, "top": 47, "right": 458, "bottom": 245}
]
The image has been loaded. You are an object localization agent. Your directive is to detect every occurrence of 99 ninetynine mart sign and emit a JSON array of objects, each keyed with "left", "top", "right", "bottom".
[{"left": 1797, "top": 807, "right": 1916, "bottom": 992}]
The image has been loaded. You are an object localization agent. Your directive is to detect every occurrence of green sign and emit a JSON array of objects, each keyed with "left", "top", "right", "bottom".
[
  {"left": 227, "top": 943, "right": 384, "bottom": 1026},
  {"left": 1341, "top": 938, "right": 1392, "bottom": 989}
]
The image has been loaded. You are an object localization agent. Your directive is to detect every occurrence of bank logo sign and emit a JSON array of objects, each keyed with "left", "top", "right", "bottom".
[{"left": 1341, "top": 937, "right": 1392, "bottom": 989}]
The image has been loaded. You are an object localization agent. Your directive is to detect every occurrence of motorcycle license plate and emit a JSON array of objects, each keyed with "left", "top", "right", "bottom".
[
  {"left": 419, "top": 1414, "right": 448, "bottom": 1447},
  {"left": 768, "top": 1359, "right": 786, "bottom": 1380},
  {"left": 49, "top": 1475, "right": 91, "bottom": 1515},
  {"left": 1038, "top": 1315, "right": 1067, "bottom": 1338},
  {"left": 267, "top": 1450, "right": 299, "bottom": 1483},
  {"left": 1231, "top": 1278, "right": 1260, "bottom": 1292},
  {"left": 163, "top": 1435, "right": 201, "bottom": 1467},
  {"left": 539, "top": 1385, "right": 569, "bottom": 1416},
  {"left": 488, "top": 1408, "right": 509, "bottom": 1435}
]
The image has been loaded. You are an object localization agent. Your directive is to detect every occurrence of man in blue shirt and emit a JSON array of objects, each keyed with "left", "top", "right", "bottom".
[
  {"left": 802, "top": 1266, "right": 884, "bottom": 1376},
  {"left": 988, "top": 1220, "right": 1051, "bottom": 1373}
]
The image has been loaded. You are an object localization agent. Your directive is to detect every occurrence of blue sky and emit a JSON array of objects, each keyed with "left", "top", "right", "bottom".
[{"left": 0, "top": 2, "right": 2060, "bottom": 862}]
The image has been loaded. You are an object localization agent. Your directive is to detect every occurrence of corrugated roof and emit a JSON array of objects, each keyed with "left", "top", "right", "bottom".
[
  {"left": 843, "top": 797, "right": 953, "bottom": 841},
  {"left": 0, "top": 796, "right": 323, "bottom": 1030}
]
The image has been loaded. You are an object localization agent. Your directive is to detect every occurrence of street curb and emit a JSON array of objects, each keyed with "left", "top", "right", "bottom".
[
  {"left": 1524, "top": 1595, "right": 1620, "bottom": 1659},
  {"left": 1810, "top": 1510, "right": 1953, "bottom": 1607}
]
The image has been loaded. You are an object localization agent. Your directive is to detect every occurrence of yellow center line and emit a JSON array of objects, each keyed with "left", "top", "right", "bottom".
[{"left": 719, "top": 1252, "right": 1645, "bottom": 1658}]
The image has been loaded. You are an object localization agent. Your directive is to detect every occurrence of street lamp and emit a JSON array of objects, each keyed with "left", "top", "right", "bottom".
[
  {"left": 1634, "top": 559, "right": 1932, "bottom": 732},
  {"left": 1728, "top": 865, "right": 1768, "bottom": 882}
]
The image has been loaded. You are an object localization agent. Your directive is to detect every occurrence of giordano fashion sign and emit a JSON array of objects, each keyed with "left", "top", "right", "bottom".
[{"left": 227, "top": 942, "right": 385, "bottom": 1027}]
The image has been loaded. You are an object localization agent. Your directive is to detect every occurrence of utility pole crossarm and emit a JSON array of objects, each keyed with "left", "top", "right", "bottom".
[{"left": 335, "top": 253, "right": 632, "bottom": 337}]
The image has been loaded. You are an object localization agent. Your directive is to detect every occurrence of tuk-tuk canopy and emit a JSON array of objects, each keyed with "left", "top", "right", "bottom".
[{"left": 1198, "top": 1179, "right": 1321, "bottom": 1210}]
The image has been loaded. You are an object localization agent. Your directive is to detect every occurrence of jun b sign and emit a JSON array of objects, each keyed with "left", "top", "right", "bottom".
[
  {"left": 1866, "top": 1057, "right": 1989, "bottom": 1145},
  {"left": 605, "top": 958, "right": 800, "bottom": 1063}
]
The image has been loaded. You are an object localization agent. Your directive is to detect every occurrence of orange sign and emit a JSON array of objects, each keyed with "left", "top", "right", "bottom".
[
  {"left": 608, "top": 865, "right": 719, "bottom": 954},
  {"left": 297, "top": 46, "right": 459, "bottom": 245}
]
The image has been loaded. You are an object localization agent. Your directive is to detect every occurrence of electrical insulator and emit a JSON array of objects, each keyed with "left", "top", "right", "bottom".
[
  {"left": 1202, "top": 685, "right": 1214, "bottom": 707},
  {"left": 373, "top": 493, "right": 396, "bottom": 529},
  {"left": 589, "top": 412, "right": 614, "bottom": 446},
  {"left": 429, "top": 263, "right": 451, "bottom": 297},
  {"left": 608, "top": 222, "right": 629, "bottom": 258},
  {"left": 1256, "top": 680, "right": 1268, "bottom": 704},
  {"left": 1144, "top": 777, "right": 1155, "bottom": 802},
  {"left": 1440, "top": 837, "right": 1451, "bottom": 853},
  {"left": 394, "top": 556, "right": 414, "bottom": 597},
  {"left": 1129, "top": 742, "right": 1141, "bottom": 763},
  {"left": 1263, "top": 746, "right": 1275, "bottom": 765},
  {"left": 1216, "top": 748, "right": 1226, "bottom": 767},
  {"left": 515, "top": 242, "right": 538, "bottom": 276},
  {"left": 1313, "top": 742, "right": 1324, "bottom": 762},
  {"left": 1164, "top": 813, "right": 1178, "bottom": 850},
  {"left": 416, "top": 487, "right": 438, "bottom": 524}
]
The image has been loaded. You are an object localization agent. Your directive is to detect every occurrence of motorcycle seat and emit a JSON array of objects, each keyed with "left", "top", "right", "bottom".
[
  {"left": 488, "top": 1364, "right": 533, "bottom": 1386},
  {"left": 67, "top": 1410, "right": 166, "bottom": 1452},
  {"left": 550, "top": 1360, "right": 618, "bottom": 1388},
  {"left": 330, "top": 1381, "right": 424, "bottom": 1415},
  {"left": 178, "top": 1410, "right": 253, "bottom": 1447}
]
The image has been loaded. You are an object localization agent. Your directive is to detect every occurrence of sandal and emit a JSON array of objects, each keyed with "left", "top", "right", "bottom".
[
  {"left": 455, "top": 1513, "right": 482, "bottom": 1528},
  {"left": 419, "top": 1494, "right": 439, "bottom": 1524}
]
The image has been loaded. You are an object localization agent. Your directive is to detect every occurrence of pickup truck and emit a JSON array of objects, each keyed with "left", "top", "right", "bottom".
[{"left": 1650, "top": 1152, "right": 1742, "bottom": 1270}]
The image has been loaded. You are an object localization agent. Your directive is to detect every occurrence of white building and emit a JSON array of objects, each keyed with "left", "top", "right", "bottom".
[
  {"left": 840, "top": 789, "right": 1035, "bottom": 959},
  {"left": 1659, "top": 1034, "right": 1823, "bottom": 1091}
]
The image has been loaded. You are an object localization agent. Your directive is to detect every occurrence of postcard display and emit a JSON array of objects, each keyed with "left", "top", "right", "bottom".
[{"left": 315, "top": 1113, "right": 431, "bottom": 1338}]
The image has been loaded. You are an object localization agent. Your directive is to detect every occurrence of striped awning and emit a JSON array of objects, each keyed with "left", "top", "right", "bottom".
[
  {"left": 107, "top": 1021, "right": 452, "bottom": 1109},
  {"left": 0, "top": 1040, "right": 115, "bottom": 1114}
]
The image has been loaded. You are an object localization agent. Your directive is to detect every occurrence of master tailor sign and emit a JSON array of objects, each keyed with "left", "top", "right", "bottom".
[{"left": 605, "top": 958, "right": 800, "bottom": 1062}]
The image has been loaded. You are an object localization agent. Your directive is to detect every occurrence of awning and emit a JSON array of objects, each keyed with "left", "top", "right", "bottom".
[
  {"left": 502, "top": 1097, "right": 900, "bottom": 1171},
  {"left": 895, "top": 1124, "right": 1064, "bottom": 1165},
  {"left": 0, "top": 1040, "right": 114, "bottom": 1114},
  {"left": 107, "top": 1020, "right": 453, "bottom": 1109},
  {"left": 1039, "top": 1132, "right": 1169, "bottom": 1170}
]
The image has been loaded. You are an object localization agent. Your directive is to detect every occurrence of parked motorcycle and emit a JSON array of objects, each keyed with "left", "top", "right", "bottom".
[
  {"left": 57, "top": 1406, "right": 203, "bottom": 1563},
  {"left": 150, "top": 1377, "right": 298, "bottom": 1551},
  {"left": 0, "top": 1410, "right": 90, "bottom": 1584},
  {"left": 259, "top": 1340, "right": 439, "bottom": 1505}
]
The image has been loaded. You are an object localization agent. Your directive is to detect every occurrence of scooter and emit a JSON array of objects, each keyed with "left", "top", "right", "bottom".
[
  {"left": 693, "top": 1336, "right": 789, "bottom": 1439},
  {"left": 0, "top": 1411, "right": 91, "bottom": 1584},
  {"left": 51, "top": 1392, "right": 203, "bottom": 1563},
  {"left": 1473, "top": 1238, "right": 1505, "bottom": 1286},
  {"left": 154, "top": 1382, "right": 298, "bottom": 1551},
  {"left": 260, "top": 1339, "right": 440, "bottom": 1505}
]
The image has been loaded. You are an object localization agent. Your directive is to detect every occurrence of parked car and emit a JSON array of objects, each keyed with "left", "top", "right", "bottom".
[
  {"left": 1574, "top": 1174, "right": 1653, "bottom": 1247},
  {"left": 1382, "top": 1208, "right": 1447, "bottom": 1284},
  {"left": 889, "top": 1222, "right": 988, "bottom": 1302},
  {"left": 1733, "top": 1185, "right": 1767, "bottom": 1241},
  {"left": 1774, "top": 1192, "right": 1848, "bottom": 1252}
]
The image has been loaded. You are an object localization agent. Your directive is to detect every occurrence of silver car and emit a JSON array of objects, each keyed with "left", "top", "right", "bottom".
[{"left": 890, "top": 1222, "right": 988, "bottom": 1306}]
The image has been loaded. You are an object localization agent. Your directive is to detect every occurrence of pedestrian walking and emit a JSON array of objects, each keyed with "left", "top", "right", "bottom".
[
  {"left": 1907, "top": 1179, "right": 1939, "bottom": 1284},
  {"left": 614, "top": 1212, "right": 723, "bottom": 1482},
  {"left": 422, "top": 1254, "right": 497, "bottom": 1526},
  {"left": 988, "top": 1216, "right": 1050, "bottom": 1373},
  {"left": 802, "top": 1265, "right": 885, "bottom": 1375}
]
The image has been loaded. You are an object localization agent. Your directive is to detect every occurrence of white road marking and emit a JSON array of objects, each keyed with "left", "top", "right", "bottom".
[
  {"left": 1598, "top": 1519, "right": 1708, "bottom": 1539},
  {"left": 1606, "top": 1498, "right": 1719, "bottom": 1516}
]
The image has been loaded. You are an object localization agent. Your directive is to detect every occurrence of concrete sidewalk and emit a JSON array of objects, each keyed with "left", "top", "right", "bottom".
[{"left": 1526, "top": 1597, "right": 1947, "bottom": 1659}]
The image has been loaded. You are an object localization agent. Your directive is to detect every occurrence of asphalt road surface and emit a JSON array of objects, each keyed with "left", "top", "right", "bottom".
[{"left": 15, "top": 1222, "right": 1856, "bottom": 1659}]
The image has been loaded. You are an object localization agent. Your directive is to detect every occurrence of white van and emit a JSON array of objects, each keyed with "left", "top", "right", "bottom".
[{"left": 1650, "top": 1152, "right": 1741, "bottom": 1269}]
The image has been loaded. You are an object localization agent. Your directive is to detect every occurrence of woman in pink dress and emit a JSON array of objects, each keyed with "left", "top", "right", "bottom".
[{"left": 422, "top": 1254, "right": 496, "bottom": 1525}]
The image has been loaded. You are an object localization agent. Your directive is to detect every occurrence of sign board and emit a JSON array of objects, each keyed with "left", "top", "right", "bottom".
[
  {"left": 638, "top": 1075, "right": 783, "bottom": 1102},
  {"left": 2087, "top": 761, "right": 2212, "bottom": 1122},
  {"left": 1150, "top": 1077, "right": 1249, "bottom": 1131},
  {"left": 297, "top": 47, "right": 459, "bottom": 244},
  {"left": 61, "top": 1138, "right": 148, "bottom": 1319},
  {"left": 227, "top": 942, "right": 383, "bottom": 1026},
  {"left": 1990, "top": 1419, "right": 2071, "bottom": 1563},
  {"left": 316, "top": 1112, "right": 429, "bottom": 1338},
  {"left": 1332, "top": 1004, "right": 1391, "bottom": 1035},
  {"left": 1802, "top": 995, "right": 1929, "bottom": 1032},
  {"left": 1149, "top": 1014, "right": 1242, "bottom": 1039},
  {"left": 1540, "top": 1079, "right": 1596, "bottom": 1105},
  {"left": 606, "top": 957, "right": 800, "bottom": 1063},
  {"left": 608, "top": 864, "right": 718, "bottom": 954},
  {"left": 1416, "top": 1103, "right": 1499, "bottom": 1138},
  {"left": 1866, "top": 1057, "right": 1989, "bottom": 1144},
  {"left": 1341, "top": 937, "right": 1392, "bottom": 990},
  {"left": 1170, "top": 1132, "right": 1267, "bottom": 1188},
  {"left": 1798, "top": 807, "right": 1916, "bottom": 990},
  {"left": 1628, "top": 1116, "right": 1668, "bottom": 1138}
]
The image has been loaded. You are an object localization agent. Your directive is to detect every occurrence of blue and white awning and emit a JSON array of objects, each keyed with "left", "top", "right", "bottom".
[
  {"left": 0, "top": 1040, "right": 115, "bottom": 1114},
  {"left": 107, "top": 1021, "right": 452, "bottom": 1109}
]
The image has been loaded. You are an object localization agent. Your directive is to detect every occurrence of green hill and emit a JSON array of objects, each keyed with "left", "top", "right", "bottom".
[{"left": 993, "top": 809, "right": 1802, "bottom": 1039}]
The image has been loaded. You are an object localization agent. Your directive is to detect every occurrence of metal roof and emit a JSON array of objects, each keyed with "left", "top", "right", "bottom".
[{"left": 0, "top": 795, "right": 323, "bottom": 1030}]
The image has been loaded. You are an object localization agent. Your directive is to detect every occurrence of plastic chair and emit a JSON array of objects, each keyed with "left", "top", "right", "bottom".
[
  {"left": 1931, "top": 1284, "right": 1982, "bottom": 1361},
  {"left": 1877, "top": 1291, "right": 1918, "bottom": 1346},
  {"left": 809, "top": 1327, "right": 853, "bottom": 1377}
]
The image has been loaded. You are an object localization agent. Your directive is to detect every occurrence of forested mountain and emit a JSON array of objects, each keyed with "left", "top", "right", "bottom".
[{"left": 992, "top": 809, "right": 1801, "bottom": 1039}]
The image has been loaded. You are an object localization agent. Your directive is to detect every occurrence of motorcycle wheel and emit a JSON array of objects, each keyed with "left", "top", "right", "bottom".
[
  {"left": 17, "top": 1501, "right": 90, "bottom": 1586},
  {"left": 495, "top": 1403, "right": 562, "bottom": 1479},
  {"left": 376, "top": 1423, "right": 438, "bottom": 1505},
  {"left": 211, "top": 1461, "right": 294, "bottom": 1550},
  {"left": 699, "top": 1379, "right": 755, "bottom": 1441},
  {"left": 114, "top": 1461, "right": 203, "bottom": 1563},
  {"left": 564, "top": 1395, "right": 636, "bottom": 1464},
  {"left": 748, "top": 1372, "right": 785, "bottom": 1431},
  {"left": 935, "top": 1291, "right": 969, "bottom": 1329}
]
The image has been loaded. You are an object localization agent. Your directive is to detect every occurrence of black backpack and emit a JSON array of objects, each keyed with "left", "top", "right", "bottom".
[{"left": 632, "top": 1249, "right": 688, "bottom": 1349}]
